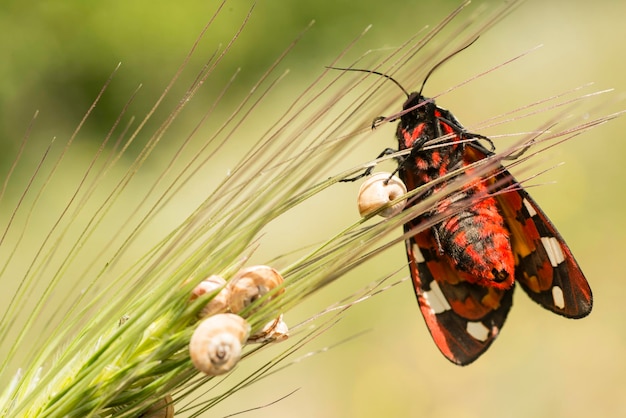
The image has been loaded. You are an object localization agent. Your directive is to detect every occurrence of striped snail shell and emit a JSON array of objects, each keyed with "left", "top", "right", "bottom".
[
  {"left": 227, "top": 265, "right": 285, "bottom": 314},
  {"left": 189, "top": 313, "right": 250, "bottom": 376},
  {"left": 190, "top": 275, "right": 230, "bottom": 318}
]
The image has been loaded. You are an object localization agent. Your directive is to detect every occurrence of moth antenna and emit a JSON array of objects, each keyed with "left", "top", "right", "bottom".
[
  {"left": 417, "top": 36, "right": 480, "bottom": 97},
  {"left": 326, "top": 66, "right": 410, "bottom": 98},
  {"left": 328, "top": 37, "right": 479, "bottom": 100}
]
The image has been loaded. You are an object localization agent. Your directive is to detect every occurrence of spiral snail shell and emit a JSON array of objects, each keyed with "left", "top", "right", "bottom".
[
  {"left": 139, "top": 395, "right": 174, "bottom": 418},
  {"left": 189, "top": 313, "right": 250, "bottom": 375},
  {"left": 357, "top": 172, "right": 407, "bottom": 218},
  {"left": 190, "top": 275, "right": 230, "bottom": 318},
  {"left": 248, "top": 314, "right": 289, "bottom": 343},
  {"left": 227, "top": 265, "right": 285, "bottom": 314}
]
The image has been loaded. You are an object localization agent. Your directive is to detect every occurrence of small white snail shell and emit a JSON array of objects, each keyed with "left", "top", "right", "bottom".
[
  {"left": 248, "top": 314, "right": 289, "bottom": 343},
  {"left": 189, "top": 313, "right": 250, "bottom": 376},
  {"left": 139, "top": 394, "right": 174, "bottom": 418},
  {"left": 227, "top": 265, "right": 285, "bottom": 314},
  {"left": 357, "top": 172, "right": 407, "bottom": 218},
  {"left": 190, "top": 275, "right": 230, "bottom": 318}
]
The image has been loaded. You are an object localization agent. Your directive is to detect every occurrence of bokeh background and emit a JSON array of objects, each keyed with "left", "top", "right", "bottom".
[{"left": 1, "top": 0, "right": 625, "bottom": 417}]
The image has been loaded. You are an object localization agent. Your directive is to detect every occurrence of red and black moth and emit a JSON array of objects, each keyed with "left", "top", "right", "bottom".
[{"left": 335, "top": 47, "right": 593, "bottom": 365}]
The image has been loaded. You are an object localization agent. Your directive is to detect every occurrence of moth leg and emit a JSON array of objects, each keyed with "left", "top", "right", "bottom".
[
  {"left": 503, "top": 139, "right": 534, "bottom": 160},
  {"left": 437, "top": 115, "right": 495, "bottom": 152},
  {"left": 371, "top": 116, "right": 386, "bottom": 130},
  {"left": 371, "top": 112, "right": 404, "bottom": 129},
  {"left": 339, "top": 147, "right": 397, "bottom": 182}
]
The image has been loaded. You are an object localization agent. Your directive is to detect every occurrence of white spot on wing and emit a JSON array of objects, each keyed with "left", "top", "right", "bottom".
[
  {"left": 523, "top": 198, "right": 537, "bottom": 217},
  {"left": 541, "top": 237, "right": 565, "bottom": 267},
  {"left": 466, "top": 321, "right": 490, "bottom": 342},
  {"left": 411, "top": 242, "right": 425, "bottom": 263},
  {"left": 552, "top": 286, "right": 565, "bottom": 309},
  {"left": 423, "top": 280, "right": 451, "bottom": 314}
]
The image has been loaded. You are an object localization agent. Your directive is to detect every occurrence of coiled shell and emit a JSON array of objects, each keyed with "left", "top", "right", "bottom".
[
  {"left": 357, "top": 172, "right": 407, "bottom": 218},
  {"left": 248, "top": 314, "right": 289, "bottom": 343},
  {"left": 227, "top": 265, "right": 285, "bottom": 314},
  {"left": 139, "top": 394, "right": 174, "bottom": 418},
  {"left": 189, "top": 313, "right": 250, "bottom": 376},
  {"left": 190, "top": 275, "right": 230, "bottom": 318}
]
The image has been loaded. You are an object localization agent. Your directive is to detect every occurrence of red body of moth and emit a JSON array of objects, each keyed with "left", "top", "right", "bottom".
[{"left": 394, "top": 92, "right": 592, "bottom": 365}]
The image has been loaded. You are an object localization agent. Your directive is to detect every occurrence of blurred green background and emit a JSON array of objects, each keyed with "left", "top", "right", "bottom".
[{"left": 1, "top": 0, "right": 625, "bottom": 417}]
